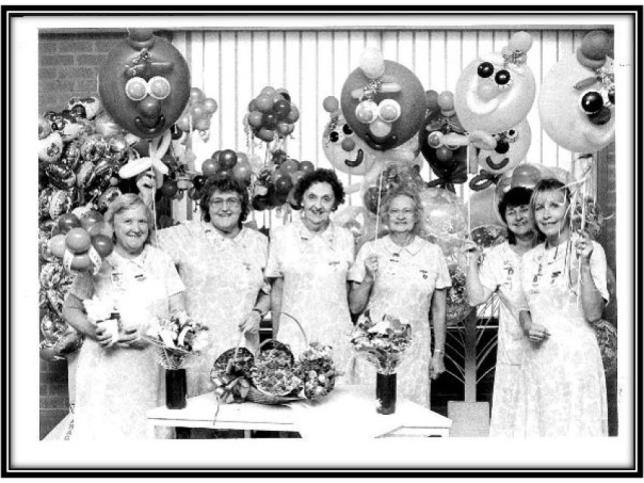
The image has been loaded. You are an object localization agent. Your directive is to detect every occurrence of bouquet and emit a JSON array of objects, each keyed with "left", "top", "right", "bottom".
[
  {"left": 294, "top": 342, "right": 338, "bottom": 401},
  {"left": 350, "top": 310, "right": 413, "bottom": 375},
  {"left": 144, "top": 311, "right": 209, "bottom": 370}
]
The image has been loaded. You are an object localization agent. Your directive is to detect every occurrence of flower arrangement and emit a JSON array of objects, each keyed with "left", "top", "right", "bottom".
[
  {"left": 145, "top": 310, "right": 209, "bottom": 369},
  {"left": 211, "top": 332, "right": 339, "bottom": 404},
  {"left": 350, "top": 310, "right": 413, "bottom": 375}
]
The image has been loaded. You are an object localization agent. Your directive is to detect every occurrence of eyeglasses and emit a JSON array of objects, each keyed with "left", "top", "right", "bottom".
[
  {"left": 388, "top": 208, "right": 415, "bottom": 216},
  {"left": 209, "top": 197, "right": 242, "bottom": 209}
]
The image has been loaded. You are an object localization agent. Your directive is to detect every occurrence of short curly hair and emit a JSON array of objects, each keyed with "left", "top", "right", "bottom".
[
  {"left": 379, "top": 187, "right": 424, "bottom": 236},
  {"left": 293, "top": 168, "right": 345, "bottom": 210},
  {"left": 199, "top": 176, "right": 250, "bottom": 227},
  {"left": 105, "top": 193, "right": 155, "bottom": 244}
]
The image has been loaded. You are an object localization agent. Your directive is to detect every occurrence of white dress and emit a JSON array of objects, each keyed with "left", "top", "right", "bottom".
[
  {"left": 513, "top": 234, "right": 609, "bottom": 437},
  {"left": 70, "top": 245, "right": 185, "bottom": 440},
  {"left": 347, "top": 235, "right": 452, "bottom": 408},
  {"left": 265, "top": 215, "right": 355, "bottom": 373},
  {"left": 477, "top": 241, "right": 529, "bottom": 436},
  {"left": 156, "top": 221, "right": 269, "bottom": 397}
]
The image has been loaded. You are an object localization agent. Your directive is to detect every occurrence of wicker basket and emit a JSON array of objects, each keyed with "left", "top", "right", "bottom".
[{"left": 245, "top": 312, "right": 309, "bottom": 405}]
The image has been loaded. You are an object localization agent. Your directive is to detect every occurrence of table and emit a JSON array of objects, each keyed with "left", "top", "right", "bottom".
[{"left": 147, "top": 384, "right": 452, "bottom": 438}]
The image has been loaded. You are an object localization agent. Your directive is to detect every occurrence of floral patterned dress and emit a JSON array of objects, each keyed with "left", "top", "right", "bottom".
[
  {"left": 477, "top": 241, "right": 529, "bottom": 436},
  {"left": 156, "top": 221, "right": 269, "bottom": 397},
  {"left": 265, "top": 215, "right": 355, "bottom": 373},
  {"left": 513, "top": 234, "right": 609, "bottom": 437},
  {"left": 347, "top": 235, "right": 451, "bottom": 408},
  {"left": 70, "top": 245, "right": 185, "bottom": 440}
]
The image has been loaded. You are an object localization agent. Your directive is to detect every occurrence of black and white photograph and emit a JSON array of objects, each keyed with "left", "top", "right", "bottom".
[{"left": 3, "top": 2, "right": 640, "bottom": 477}]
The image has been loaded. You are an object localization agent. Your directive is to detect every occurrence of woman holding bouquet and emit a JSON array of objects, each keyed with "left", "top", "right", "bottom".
[
  {"left": 513, "top": 178, "right": 609, "bottom": 437},
  {"left": 138, "top": 174, "right": 270, "bottom": 397},
  {"left": 62, "top": 194, "right": 185, "bottom": 439},
  {"left": 266, "top": 169, "right": 355, "bottom": 372},
  {"left": 348, "top": 186, "right": 451, "bottom": 408},
  {"left": 465, "top": 186, "right": 536, "bottom": 437}
]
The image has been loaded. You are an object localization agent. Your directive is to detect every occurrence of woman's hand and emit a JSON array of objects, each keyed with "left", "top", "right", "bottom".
[
  {"left": 574, "top": 231, "right": 594, "bottom": 262},
  {"left": 525, "top": 321, "right": 550, "bottom": 344},
  {"left": 462, "top": 240, "right": 482, "bottom": 266},
  {"left": 429, "top": 351, "right": 446, "bottom": 380},
  {"left": 239, "top": 310, "right": 261, "bottom": 336},
  {"left": 364, "top": 254, "right": 379, "bottom": 281},
  {"left": 117, "top": 328, "right": 149, "bottom": 350},
  {"left": 95, "top": 325, "right": 115, "bottom": 349}
]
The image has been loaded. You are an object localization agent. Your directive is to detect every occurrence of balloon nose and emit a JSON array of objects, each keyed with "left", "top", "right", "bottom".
[
  {"left": 137, "top": 96, "right": 162, "bottom": 118},
  {"left": 477, "top": 81, "right": 498, "bottom": 101},
  {"left": 588, "top": 106, "right": 612, "bottom": 125},
  {"left": 368, "top": 119, "right": 392, "bottom": 138},
  {"left": 341, "top": 137, "right": 356, "bottom": 152}
]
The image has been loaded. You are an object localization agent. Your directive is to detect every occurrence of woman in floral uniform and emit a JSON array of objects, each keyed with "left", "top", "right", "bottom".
[
  {"left": 266, "top": 169, "right": 355, "bottom": 372},
  {"left": 62, "top": 194, "right": 185, "bottom": 439},
  {"left": 138, "top": 174, "right": 271, "bottom": 397},
  {"left": 348, "top": 187, "right": 451, "bottom": 408},
  {"left": 465, "top": 187, "right": 536, "bottom": 436},
  {"left": 514, "top": 178, "right": 609, "bottom": 437}
]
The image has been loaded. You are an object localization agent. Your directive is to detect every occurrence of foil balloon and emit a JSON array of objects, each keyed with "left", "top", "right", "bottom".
[
  {"left": 538, "top": 30, "right": 614, "bottom": 153},
  {"left": 418, "top": 187, "right": 468, "bottom": 260},
  {"left": 444, "top": 260, "right": 474, "bottom": 326},
  {"left": 38, "top": 132, "right": 63, "bottom": 163},
  {"left": 454, "top": 31, "right": 536, "bottom": 134},
  {"left": 333, "top": 205, "right": 387, "bottom": 253},
  {"left": 99, "top": 28, "right": 191, "bottom": 139},
  {"left": 419, "top": 90, "right": 469, "bottom": 191},
  {"left": 468, "top": 186, "right": 505, "bottom": 228},
  {"left": 341, "top": 48, "right": 426, "bottom": 151},
  {"left": 469, "top": 119, "right": 532, "bottom": 191},
  {"left": 67, "top": 96, "right": 102, "bottom": 120}
]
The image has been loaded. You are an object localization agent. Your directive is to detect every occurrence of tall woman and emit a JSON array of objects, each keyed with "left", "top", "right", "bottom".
[
  {"left": 348, "top": 187, "right": 451, "bottom": 408},
  {"left": 266, "top": 169, "right": 355, "bottom": 371},
  {"left": 465, "top": 187, "right": 536, "bottom": 436},
  {"left": 138, "top": 174, "right": 271, "bottom": 397},
  {"left": 514, "top": 178, "right": 609, "bottom": 437},
  {"left": 62, "top": 194, "right": 185, "bottom": 439}
]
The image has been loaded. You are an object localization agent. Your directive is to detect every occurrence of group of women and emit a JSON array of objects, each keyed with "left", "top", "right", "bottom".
[{"left": 60, "top": 162, "right": 610, "bottom": 440}]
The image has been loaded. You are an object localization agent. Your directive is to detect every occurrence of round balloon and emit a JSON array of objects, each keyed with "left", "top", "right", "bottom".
[
  {"left": 99, "top": 29, "right": 191, "bottom": 139},
  {"left": 418, "top": 187, "right": 468, "bottom": 240},
  {"left": 341, "top": 54, "right": 426, "bottom": 151},
  {"left": 476, "top": 119, "right": 532, "bottom": 175},
  {"left": 322, "top": 112, "right": 377, "bottom": 176},
  {"left": 454, "top": 32, "right": 536, "bottom": 134},
  {"left": 538, "top": 31, "right": 614, "bottom": 153}
]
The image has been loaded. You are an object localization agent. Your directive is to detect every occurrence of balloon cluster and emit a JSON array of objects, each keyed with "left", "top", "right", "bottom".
[
  {"left": 188, "top": 149, "right": 254, "bottom": 201},
  {"left": 251, "top": 150, "right": 315, "bottom": 211},
  {"left": 175, "top": 87, "right": 218, "bottom": 141},
  {"left": 245, "top": 86, "right": 300, "bottom": 143},
  {"left": 47, "top": 210, "right": 114, "bottom": 274},
  {"left": 361, "top": 163, "right": 424, "bottom": 215}
]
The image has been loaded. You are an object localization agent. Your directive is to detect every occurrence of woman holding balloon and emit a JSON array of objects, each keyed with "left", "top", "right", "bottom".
[
  {"left": 62, "top": 194, "right": 186, "bottom": 440},
  {"left": 465, "top": 186, "right": 536, "bottom": 437},
  {"left": 347, "top": 186, "right": 451, "bottom": 409},
  {"left": 513, "top": 178, "right": 609, "bottom": 437},
  {"left": 138, "top": 174, "right": 271, "bottom": 397},
  {"left": 266, "top": 168, "right": 355, "bottom": 372}
]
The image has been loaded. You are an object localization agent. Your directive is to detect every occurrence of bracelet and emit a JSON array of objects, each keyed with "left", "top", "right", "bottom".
[{"left": 434, "top": 349, "right": 444, "bottom": 354}]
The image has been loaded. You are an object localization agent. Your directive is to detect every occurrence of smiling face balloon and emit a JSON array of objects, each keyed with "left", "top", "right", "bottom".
[
  {"left": 538, "top": 30, "right": 614, "bottom": 153},
  {"left": 99, "top": 29, "right": 191, "bottom": 139},
  {"left": 454, "top": 31, "right": 536, "bottom": 134},
  {"left": 476, "top": 119, "right": 531, "bottom": 174},
  {"left": 340, "top": 48, "right": 426, "bottom": 151},
  {"left": 322, "top": 112, "right": 377, "bottom": 176}
]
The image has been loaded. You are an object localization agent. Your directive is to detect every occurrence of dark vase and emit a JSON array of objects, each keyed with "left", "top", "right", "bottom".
[
  {"left": 376, "top": 372, "right": 397, "bottom": 415},
  {"left": 166, "top": 368, "right": 187, "bottom": 409}
]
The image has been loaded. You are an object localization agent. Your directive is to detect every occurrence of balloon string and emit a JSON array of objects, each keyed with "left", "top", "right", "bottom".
[{"left": 372, "top": 171, "right": 385, "bottom": 254}]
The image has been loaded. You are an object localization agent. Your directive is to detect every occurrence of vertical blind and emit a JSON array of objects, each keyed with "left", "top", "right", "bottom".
[{"left": 170, "top": 28, "right": 598, "bottom": 224}]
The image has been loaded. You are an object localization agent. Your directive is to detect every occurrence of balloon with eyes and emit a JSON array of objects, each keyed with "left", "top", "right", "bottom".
[
  {"left": 468, "top": 119, "right": 532, "bottom": 191},
  {"left": 454, "top": 31, "right": 536, "bottom": 137},
  {"left": 340, "top": 48, "right": 427, "bottom": 152},
  {"left": 323, "top": 95, "right": 421, "bottom": 194},
  {"left": 419, "top": 90, "right": 469, "bottom": 193},
  {"left": 99, "top": 28, "right": 190, "bottom": 140},
  {"left": 538, "top": 30, "right": 614, "bottom": 154},
  {"left": 99, "top": 29, "right": 190, "bottom": 187}
]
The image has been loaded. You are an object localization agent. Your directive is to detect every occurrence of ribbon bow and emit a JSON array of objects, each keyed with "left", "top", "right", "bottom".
[{"left": 212, "top": 372, "right": 251, "bottom": 404}]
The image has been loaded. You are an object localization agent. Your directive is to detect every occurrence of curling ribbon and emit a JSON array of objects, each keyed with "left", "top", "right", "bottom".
[{"left": 87, "top": 245, "right": 103, "bottom": 275}]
